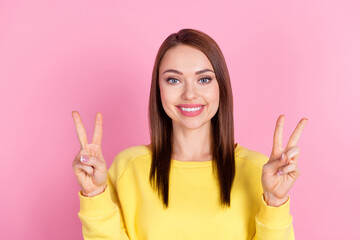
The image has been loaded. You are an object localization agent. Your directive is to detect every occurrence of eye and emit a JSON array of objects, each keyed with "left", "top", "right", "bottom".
[
  {"left": 166, "top": 78, "right": 180, "bottom": 84},
  {"left": 199, "top": 77, "right": 212, "bottom": 84}
]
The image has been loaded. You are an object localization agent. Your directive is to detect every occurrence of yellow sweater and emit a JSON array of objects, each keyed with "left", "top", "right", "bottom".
[{"left": 78, "top": 144, "right": 295, "bottom": 239}]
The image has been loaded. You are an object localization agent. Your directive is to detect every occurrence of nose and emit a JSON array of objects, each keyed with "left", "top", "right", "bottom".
[{"left": 181, "top": 82, "right": 197, "bottom": 100}]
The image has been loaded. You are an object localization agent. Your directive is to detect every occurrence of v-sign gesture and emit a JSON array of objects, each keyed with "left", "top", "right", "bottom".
[
  {"left": 72, "top": 111, "right": 108, "bottom": 197},
  {"left": 261, "top": 115, "right": 308, "bottom": 207}
]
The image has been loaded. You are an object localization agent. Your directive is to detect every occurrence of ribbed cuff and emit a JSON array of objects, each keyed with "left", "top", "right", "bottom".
[
  {"left": 256, "top": 194, "right": 292, "bottom": 227},
  {"left": 78, "top": 185, "right": 116, "bottom": 217}
]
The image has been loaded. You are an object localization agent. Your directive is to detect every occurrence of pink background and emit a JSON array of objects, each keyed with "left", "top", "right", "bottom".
[{"left": 1, "top": 0, "right": 359, "bottom": 239}]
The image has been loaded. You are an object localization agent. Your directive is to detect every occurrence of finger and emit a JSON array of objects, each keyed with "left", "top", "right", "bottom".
[
  {"left": 263, "top": 152, "right": 288, "bottom": 174},
  {"left": 285, "top": 118, "right": 308, "bottom": 151},
  {"left": 291, "top": 154, "right": 299, "bottom": 164},
  {"left": 278, "top": 163, "right": 299, "bottom": 176},
  {"left": 271, "top": 115, "right": 285, "bottom": 158},
  {"left": 72, "top": 111, "right": 88, "bottom": 149},
  {"left": 285, "top": 146, "right": 300, "bottom": 164},
  {"left": 72, "top": 155, "right": 94, "bottom": 175},
  {"left": 91, "top": 112, "right": 103, "bottom": 146},
  {"left": 74, "top": 163, "right": 94, "bottom": 175},
  {"left": 79, "top": 155, "right": 106, "bottom": 171},
  {"left": 73, "top": 149, "right": 90, "bottom": 167}
]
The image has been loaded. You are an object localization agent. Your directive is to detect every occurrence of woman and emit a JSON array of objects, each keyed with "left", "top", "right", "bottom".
[{"left": 72, "top": 28, "right": 308, "bottom": 239}]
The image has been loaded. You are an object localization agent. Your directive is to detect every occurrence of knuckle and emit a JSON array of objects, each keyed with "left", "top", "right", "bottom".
[
  {"left": 95, "top": 151, "right": 102, "bottom": 159},
  {"left": 79, "top": 149, "right": 88, "bottom": 155},
  {"left": 87, "top": 156, "right": 99, "bottom": 166},
  {"left": 72, "top": 157, "right": 80, "bottom": 167},
  {"left": 72, "top": 163, "right": 81, "bottom": 173},
  {"left": 262, "top": 163, "right": 270, "bottom": 171},
  {"left": 101, "top": 160, "right": 107, "bottom": 168},
  {"left": 291, "top": 146, "right": 300, "bottom": 153},
  {"left": 83, "top": 165, "right": 93, "bottom": 172}
]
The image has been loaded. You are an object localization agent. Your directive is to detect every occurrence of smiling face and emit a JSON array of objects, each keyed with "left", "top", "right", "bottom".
[{"left": 158, "top": 44, "right": 220, "bottom": 130}]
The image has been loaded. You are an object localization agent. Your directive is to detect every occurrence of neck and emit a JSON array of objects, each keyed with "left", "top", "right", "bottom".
[{"left": 171, "top": 121, "right": 213, "bottom": 161}]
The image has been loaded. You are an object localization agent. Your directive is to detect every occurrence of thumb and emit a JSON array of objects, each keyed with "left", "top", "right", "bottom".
[{"left": 80, "top": 155, "right": 106, "bottom": 171}]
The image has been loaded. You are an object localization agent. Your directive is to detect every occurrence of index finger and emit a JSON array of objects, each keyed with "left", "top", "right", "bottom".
[
  {"left": 91, "top": 112, "right": 103, "bottom": 146},
  {"left": 72, "top": 111, "right": 88, "bottom": 149},
  {"left": 285, "top": 118, "right": 308, "bottom": 151},
  {"left": 271, "top": 115, "right": 285, "bottom": 158}
]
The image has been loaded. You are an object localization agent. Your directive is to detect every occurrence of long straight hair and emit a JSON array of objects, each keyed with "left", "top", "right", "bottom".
[{"left": 148, "top": 29, "right": 235, "bottom": 208}]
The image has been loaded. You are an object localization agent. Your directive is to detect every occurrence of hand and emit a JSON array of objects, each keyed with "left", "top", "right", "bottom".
[
  {"left": 261, "top": 115, "right": 308, "bottom": 207},
  {"left": 72, "top": 111, "right": 108, "bottom": 197}
]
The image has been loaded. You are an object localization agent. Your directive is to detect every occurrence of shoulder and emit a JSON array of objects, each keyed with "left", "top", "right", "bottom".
[
  {"left": 235, "top": 143, "right": 269, "bottom": 170},
  {"left": 108, "top": 144, "right": 152, "bottom": 182},
  {"left": 113, "top": 144, "right": 151, "bottom": 161}
]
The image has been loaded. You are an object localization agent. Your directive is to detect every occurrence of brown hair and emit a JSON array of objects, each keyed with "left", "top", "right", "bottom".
[{"left": 148, "top": 28, "right": 235, "bottom": 208}]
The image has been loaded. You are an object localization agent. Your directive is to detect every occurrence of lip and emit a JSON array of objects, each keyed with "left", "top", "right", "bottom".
[
  {"left": 176, "top": 104, "right": 205, "bottom": 117},
  {"left": 176, "top": 104, "right": 204, "bottom": 108}
]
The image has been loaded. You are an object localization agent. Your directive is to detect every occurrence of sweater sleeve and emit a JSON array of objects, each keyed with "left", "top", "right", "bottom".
[
  {"left": 77, "top": 174, "right": 130, "bottom": 240},
  {"left": 251, "top": 194, "right": 295, "bottom": 240}
]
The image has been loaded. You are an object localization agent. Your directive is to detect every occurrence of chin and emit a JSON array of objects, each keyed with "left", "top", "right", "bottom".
[{"left": 177, "top": 120, "right": 210, "bottom": 130}]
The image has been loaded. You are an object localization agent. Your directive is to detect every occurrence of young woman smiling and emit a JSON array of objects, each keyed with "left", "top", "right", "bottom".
[{"left": 72, "top": 29, "right": 308, "bottom": 240}]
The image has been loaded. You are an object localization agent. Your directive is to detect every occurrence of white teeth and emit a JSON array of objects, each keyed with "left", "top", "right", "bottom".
[{"left": 180, "top": 106, "right": 203, "bottom": 112}]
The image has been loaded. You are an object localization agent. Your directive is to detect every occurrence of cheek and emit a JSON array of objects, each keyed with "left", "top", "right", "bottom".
[
  {"left": 159, "top": 82, "right": 167, "bottom": 103},
  {"left": 205, "top": 86, "right": 220, "bottom": 106},
  {"left": 159, "top": 89, "right": 179, "bottom": 120},
  {"left": 159, "top": 85, "right": 176, "bottom": 108}
]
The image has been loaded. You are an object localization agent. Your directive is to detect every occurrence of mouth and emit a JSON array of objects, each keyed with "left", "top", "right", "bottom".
[{"left": 176, "top": 104, "right": 205, "bottom": 112}]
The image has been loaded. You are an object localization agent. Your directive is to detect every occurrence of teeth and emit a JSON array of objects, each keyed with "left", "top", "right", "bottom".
[{"left": 180, "top": 106, "right": 203, "bottom": 112}]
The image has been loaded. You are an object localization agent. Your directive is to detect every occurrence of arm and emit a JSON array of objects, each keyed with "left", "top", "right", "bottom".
[
  {"left": 252, "top": 115, "right": 307, "bottom": 239},
  {"left": 78, "top": 174, "right": 130, "bottom": 240},
  {"left": 251, "top": 194, "right": 295, "bottom": 240},
  {"left": 72, "top": 112, "right": 130, "bottom": 239}
]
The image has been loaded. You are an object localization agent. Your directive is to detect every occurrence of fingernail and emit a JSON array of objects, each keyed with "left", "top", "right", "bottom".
[
  {"left": 80, "top": 155, "right": 89, "bottom": 163},
  {"left": 277, "top": 170, "right": 283, "bottom": 175},
  {"left": 280, "top": 153, "right": 285, "bottom": 160}
]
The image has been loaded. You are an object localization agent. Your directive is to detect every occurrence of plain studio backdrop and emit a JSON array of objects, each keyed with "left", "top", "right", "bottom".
[{"left": 0, "top": 0, "right": 359, "bottom": 239}]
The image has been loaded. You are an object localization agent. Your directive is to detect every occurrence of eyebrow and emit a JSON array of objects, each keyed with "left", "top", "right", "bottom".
[{"left": 162, "top": 69, "right": 214, "bottom": 75}]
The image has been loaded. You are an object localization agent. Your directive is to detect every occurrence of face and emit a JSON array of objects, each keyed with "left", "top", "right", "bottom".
[{"left": 159, "top": 44, "right": 220, "bottom": 130}]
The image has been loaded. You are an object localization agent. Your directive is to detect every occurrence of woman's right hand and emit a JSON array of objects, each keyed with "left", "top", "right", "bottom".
[{"left": 72, "top": 111, "right": 108, "bottom": 197}]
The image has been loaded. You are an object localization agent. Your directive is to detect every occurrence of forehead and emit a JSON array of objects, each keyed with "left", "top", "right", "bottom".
[{"left": 159, "top": 45, "right": 214, "bottom": 73}]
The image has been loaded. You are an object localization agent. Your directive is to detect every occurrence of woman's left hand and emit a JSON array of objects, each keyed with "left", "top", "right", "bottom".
[{"left": 261, "top": 115, "right": 308, "bottom": 207}]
